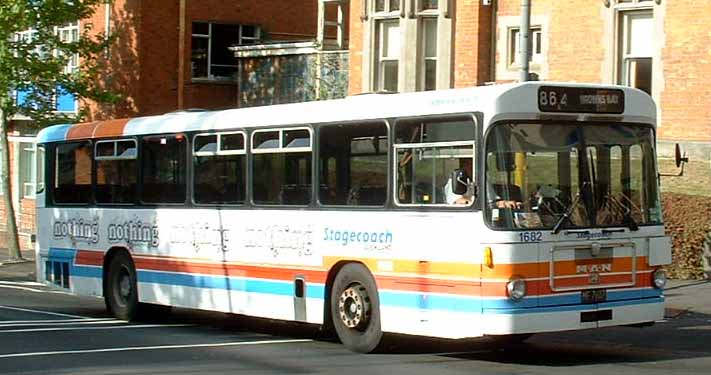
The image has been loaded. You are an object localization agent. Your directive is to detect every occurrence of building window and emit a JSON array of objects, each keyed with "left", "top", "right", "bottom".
[
  {"left": 617, "top": 10, "right": 653, "bottom": 95},
  {"left": 191, "top": 22, "right": 260, "bottom": 81},
  {"left": 374, "top": 19, "right": 400, "bottom": 92},
  {"left": 421, "top": 17, "right": 437, "bottom": 91},
  {"left": 508, "top": 27, "right": 542, "bottom": 67},
  {"left": 19, "top": 142, "right": 36, "bottom": 199},
  {"left": 57, "top": 23, "right": 79, "bottom": 74}
]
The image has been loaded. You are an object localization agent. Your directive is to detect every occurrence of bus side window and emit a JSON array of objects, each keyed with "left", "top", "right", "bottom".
[
  {"left": 394, "top": 117, "right": 476, "bottom": 206},
  {"left": 252, "top": 128, "right": 312, "bottom": 205},
  {"left": 141, "top": 135, "right": 187, "bottom": 204},
  {"left": 318, "top": 122, "right": 388, "bottom": 206},
  {"left": 95, "top": 139, "right": 137, "bottom": 204},
  {"left": 54, "top": 141, "right": 92, "bottom": 204},
  {"left": 193, "top": 132, "right": 246, "bottom": 205}
]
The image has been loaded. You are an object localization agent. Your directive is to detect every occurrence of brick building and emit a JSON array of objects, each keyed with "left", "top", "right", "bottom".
[
  {"left": 5, "top": 0, "right": 711, "bottom": 250},
  {"left": 348, "top": 0, "right": 711, "bottom": 158},
  {"left": 2, "top": 0, "right": 328, "bottom": 249}
]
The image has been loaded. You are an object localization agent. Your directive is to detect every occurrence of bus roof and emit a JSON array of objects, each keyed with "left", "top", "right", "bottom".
[{"left": 37, "top": 82, "right": 656, "bottom": 144}]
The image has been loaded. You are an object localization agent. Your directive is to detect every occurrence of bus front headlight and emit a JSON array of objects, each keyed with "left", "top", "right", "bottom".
[
  {"left": 653, "top": 269, "right": 667, "bottom": 289},
  {"left": 506, "top": 278, "right": 527, "bottom": 301}
]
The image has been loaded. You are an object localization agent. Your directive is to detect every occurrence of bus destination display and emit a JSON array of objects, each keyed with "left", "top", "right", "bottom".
[{"left": 538, "top": 86, "right": 625, "bottom": 114}]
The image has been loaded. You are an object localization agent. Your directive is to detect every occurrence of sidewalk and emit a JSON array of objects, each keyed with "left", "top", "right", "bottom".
[
  {"left": 0, "top": 248, "right": 36, "bottom": 282},
  {"left": 664, "top": 279, "right": 711, "bottom": 316}
]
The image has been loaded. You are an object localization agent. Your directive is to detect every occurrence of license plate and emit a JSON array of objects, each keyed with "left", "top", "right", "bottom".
[{"left": 582, "top": 289, "right": 607, "bottom": 304}]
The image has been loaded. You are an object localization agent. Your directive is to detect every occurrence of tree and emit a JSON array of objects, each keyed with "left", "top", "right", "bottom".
[{"left": 0, "top": 1, "right": 118, "bottom": 261}]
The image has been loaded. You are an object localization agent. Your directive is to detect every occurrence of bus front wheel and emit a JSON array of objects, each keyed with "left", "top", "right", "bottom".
[
  {"left": 330, "top": 263, "right": 383, "bottom": 353},
  {"left": 104, "top": 252, "right": 139, "bottom": 321}
]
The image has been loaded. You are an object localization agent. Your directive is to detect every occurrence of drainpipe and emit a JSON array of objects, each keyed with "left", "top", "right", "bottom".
[
  {"left": 489, "top": 0, "right": 498, "bottom": 83},
  {"left": 519, "top": 0, "right": 531, "bottom": 82},
  {"left": 177, "top": 0, "right": 186, "bottom": 109}
]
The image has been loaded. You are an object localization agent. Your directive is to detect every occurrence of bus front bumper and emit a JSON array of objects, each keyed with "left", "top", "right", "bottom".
[{"left": 481, "top": 297, "right": 664, "bottom": 335}]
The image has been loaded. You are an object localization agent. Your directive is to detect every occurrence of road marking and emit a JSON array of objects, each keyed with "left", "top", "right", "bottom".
[
  {"left": 0, "top": 305, "right": 95, "bottom": 320},
  {"left": 0, "top": 323, "right": 192, "bottom": 333},
  {"left": 0, "top": 281, "right": 45, "bottom": 287},
  {"left": 0, "top": 284, "right": 70, "bottom": 294},
  {"left": 0, "top": 319, "right": 122, "bottom": 328},
  {"left": 0, "top": 318, "right": 116, "bottom": 325},
  {"left": 0, "top": 338, "right": 313, "bottom": 359}
]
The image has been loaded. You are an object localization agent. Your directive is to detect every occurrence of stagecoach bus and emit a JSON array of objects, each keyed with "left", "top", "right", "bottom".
[{"left": 35, "top": 82, "right": 671, "bottom": 353}]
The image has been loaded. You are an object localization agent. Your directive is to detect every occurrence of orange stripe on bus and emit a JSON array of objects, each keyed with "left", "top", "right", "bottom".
[
  {"left": 93, "top": 119, "right": 130, "bottom": 139},
  {"left": 66, "top": 121, "right": 100, "bottom": 140},
  {"left": 133, "top": 257, "right": 329, "bottom": 284}
]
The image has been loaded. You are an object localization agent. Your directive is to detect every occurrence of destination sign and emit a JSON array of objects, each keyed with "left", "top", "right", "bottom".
[{"left": 538, "top": 86, "right": 625, "bottom": 114}]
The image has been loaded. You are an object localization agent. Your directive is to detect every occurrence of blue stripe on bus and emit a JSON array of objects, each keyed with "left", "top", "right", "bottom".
[
  {"left": 48, "top": 247, "right": 77, "bottom": 261},
  {"left": 37, "top": 124, "right": 71, "bottom": 143},
  {"left": 72, "top": 265, "right": 103, "bottom": 278},
  {"left": 136, "top": 270, "right": 327, "bottom": 299},
  {"left": 484, "top": 296, "right": 663, "bottom": 315}
]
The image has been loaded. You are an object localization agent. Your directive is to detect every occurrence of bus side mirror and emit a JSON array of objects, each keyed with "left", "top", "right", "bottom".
[
  {"left": 451, "top": 169, "right": 469, "bottom": 195},
  {"left": 661, "top": 143, "right": 689, "bottom": 177},
  {"left": 675, "top": 143, "right": 689, "bottom": 168}
]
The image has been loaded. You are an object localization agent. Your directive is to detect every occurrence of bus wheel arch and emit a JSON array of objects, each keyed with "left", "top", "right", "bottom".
[
  {"left": 327, "top": 262, "right": 383, "bottom": 353},
  {"left": 103, "top": 247, "right": 139, "bottom": 321}
]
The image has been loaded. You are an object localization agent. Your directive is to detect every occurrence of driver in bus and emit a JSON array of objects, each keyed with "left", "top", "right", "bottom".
[{"left": 446, "top": 158, "right": 522, "bottom": 208}]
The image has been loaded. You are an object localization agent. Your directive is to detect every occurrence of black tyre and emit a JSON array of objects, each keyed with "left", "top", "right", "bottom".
[
  {"left": 330, "top": 263, "right": 383, "bottom": 353},
  {"left": 104, "top": 252, "right": 140, "bottom": 321},
  {"left": 488, "top": 333, "right": 533, "bottom": 349}
]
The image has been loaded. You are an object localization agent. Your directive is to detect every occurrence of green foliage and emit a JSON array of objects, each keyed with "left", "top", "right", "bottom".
[{"left": 0, "top": 0, "right": 119, "bottom": 126}]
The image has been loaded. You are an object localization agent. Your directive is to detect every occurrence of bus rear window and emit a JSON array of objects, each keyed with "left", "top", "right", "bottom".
[{"left": 54, "top": 142, "right": 92, "bottom": 204}]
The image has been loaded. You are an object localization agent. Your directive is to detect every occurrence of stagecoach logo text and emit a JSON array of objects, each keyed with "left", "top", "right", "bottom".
[
  {"left": 107, "top": 219, "right": 160, "bottom": 247},
  {"left": 53, "top": 217, "right": 100, "bottom": 244}
]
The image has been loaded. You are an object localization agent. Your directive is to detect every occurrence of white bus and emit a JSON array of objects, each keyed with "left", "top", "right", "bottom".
[{"left": 36, "top": 82, "right": 671, "bottom": 353}]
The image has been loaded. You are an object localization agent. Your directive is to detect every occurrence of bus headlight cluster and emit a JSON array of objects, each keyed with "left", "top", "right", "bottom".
[
  {"left": 506, "top": 278, "right": 527, "bottom": 301},
  {"left": 653, "top": 269, "right": 667, "bottom": 289}
]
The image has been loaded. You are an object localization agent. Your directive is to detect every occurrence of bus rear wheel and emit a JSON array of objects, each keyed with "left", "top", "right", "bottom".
[
  {"left": 330, "top": 263, "right": 383, "bottom": 353},
  {"left": 105, "top": 252, "right": 139, "bottom": 321}
]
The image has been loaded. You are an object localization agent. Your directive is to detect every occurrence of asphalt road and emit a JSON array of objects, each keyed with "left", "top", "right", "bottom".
[{"left": 1, "top": 281, "right": 710, "bottom": 375}]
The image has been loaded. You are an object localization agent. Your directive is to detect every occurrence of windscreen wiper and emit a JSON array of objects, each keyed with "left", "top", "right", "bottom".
[{"left": 551, "top": 192, "right": 582, "bottom": 235}]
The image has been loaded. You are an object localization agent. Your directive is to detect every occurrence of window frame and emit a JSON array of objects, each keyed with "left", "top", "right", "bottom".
[
  {"left": 391, "top": 114, "right": 479, "bottom": 209},
  {"left": 192, "top": 130, "right": 247, "bottom": 206},
  {"left": 250, "top": 126, "right": 314, "bottom": 206},
  {"left": 19, "top": 141, "right": 37, "bottom": 199},
  {"left": 316, "top": 120, "right": 391, "bottom": 208},
  {"left": 139, "top": 133, "right": 189, "bottom": 206},
  {"left": 508, "top": 26, "right": 543, "bottom": 68},
  {"left": 616, "top": 8, "right": 654, "bottom": 95},
  {"left": 52, "top": 140, "right": 94, "bottom": 206},
  {"left": 93, "top": 138, "right": 138, "bottom": 206},
  {"left": 191, "top": 21, "right": 261, "bottom": 82}
]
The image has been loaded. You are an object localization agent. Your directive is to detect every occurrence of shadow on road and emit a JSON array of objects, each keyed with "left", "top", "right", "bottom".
[{"left": 139, "top": 306, "right": 711, "bottom": 366}]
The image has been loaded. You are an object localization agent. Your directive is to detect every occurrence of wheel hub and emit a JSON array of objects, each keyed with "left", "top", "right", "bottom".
[
  {"left": 338, "top": 284, "right": 371, "bottom": 330},
  {"left": 117, "top": 268, "right": 131, "bottom": 303}
]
